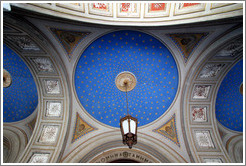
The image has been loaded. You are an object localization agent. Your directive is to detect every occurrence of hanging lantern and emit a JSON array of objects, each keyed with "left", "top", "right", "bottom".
[
  {"left": 120, "top": 115, "right": 138, "bottom": 149},
  {"left": 115, "top": 71, "right": 138, "bottom": 149}
]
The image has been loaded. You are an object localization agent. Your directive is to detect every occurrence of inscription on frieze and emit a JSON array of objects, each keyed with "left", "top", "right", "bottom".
[{"left": 94, "top": 151, "right": 154, "bottom": 163}]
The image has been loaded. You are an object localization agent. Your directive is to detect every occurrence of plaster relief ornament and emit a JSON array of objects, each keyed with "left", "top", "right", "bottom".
[
  {"left": 168, "top": 33, "right": 208, "bottom": 63},
  {"left": 46, "top": 101, "right": 62, "bottom": 117},
  {"left": 193, "top": 85, "right": 211, "bottom": 99},
  {"left": 45, "top": 80, "right": 60, "bottom": 94},
  {"left": 178, "top": 3, "right": 200, "bottom": 9},
  {"left": 39, "top": 125, "right": 59, "bottom": 143},
  {"left": 195, "top": 130, "right": 215, "bottom": 148},
  {"left": 3, "top": 69, "right": 12, "bottom": 88},
  {"left": 199, "top": 64, "right": 225, "bottom": 78},
  {"left": 203, "top": 158, "right": 222, "bottom": 163},
  {"left": 192, "top": 106, "right": 207, "bottom": 122},
  {"left": 120, "top": 3, "right": 137, "bottom": 13},
  {"left": 72, "top": 113, "right": 96, "bottom": 143},
  {"left": 215, "top": 38, "right": 242, "bottom": 57},
  {"left": 28, "top": 153, "right": 49, "bottom": 163},
  {"left": 50, "top": 28, "right": 90, "bottom": 59},
  {"left": 31, "top": 57, "right": 55, "bottom": 73},
  {"left": 93, "top": 3, "right": 107, "bottom": 10},
  {"left": 153, "top": 114, "right": 180, "bottom": 147},
  {"left": 4, "top": 35, "right": 41, "bottom": 51},
  {"left": 149, "top": 3, "right": 166, "bottom": 12}
]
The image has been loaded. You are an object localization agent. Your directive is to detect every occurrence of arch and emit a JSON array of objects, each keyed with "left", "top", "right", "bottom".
[
  {"left": 3, "top": 13, "right": 71, "bottom": 163},
  {"left": 62, "top": 131, "right": 186, "bottom": 163},
  {"left": 180, "top": 25, "right": 243, "bottom": 162}
]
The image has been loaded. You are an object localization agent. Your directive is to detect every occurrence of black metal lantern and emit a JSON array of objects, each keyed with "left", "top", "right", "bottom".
[
  {"left": 120, "top": 114, "right": 138, "bottom": 149},
  {"left": 119, "top": 81, "right": 138, "bottom": 149}
]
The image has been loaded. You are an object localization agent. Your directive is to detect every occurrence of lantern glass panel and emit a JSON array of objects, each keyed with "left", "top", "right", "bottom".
[
  {"left": 122, "top": 119, "right": 129, "bottom": 134},
  {"left": 130, "top": 119, "right": 136, "bottom": 134}
]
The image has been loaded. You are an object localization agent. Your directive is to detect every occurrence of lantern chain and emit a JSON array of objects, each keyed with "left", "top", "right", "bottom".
[{"left": 125, "top": 83, "right": 129, "bottom": 115}]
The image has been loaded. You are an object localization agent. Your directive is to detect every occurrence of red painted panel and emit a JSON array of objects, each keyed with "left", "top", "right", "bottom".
[
  {"left": 150, "top": 3, "right": 166, "bottom": 11},
  {"left": 121, "top": 3, "right": 131, "bottom": 12},
  {"left": 183, "top": 3, "right": 200, "bottom": 7},
  {"left": 93, "top": 3, "right": 107, "bottom": 10}
]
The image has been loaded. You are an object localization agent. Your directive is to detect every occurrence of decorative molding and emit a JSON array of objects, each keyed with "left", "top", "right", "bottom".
[
  {"left": 203, "top": 158, "right": 223, "bottom": 163},
  {"left": 174, "top": 3, "right": 206, "bottom": 15},
  {"left": 199, "top": 155, "right": 226, "bottom": 163},
  {"left": 50, "top": 27, "right": 90, "bottom": 60},
  {"left": 198, "top": 63, "right": 225, "bottom": 79},
  {"left": 168, "top": 33, "right": 208, "bottom": 63},
  {"left": 89, "top": 3, "right": 113, "bottom": 16},
  {"left": 45, "top": 101, "right": 62, "bottom": 118},
  {"left": 72, "top": 112, "right": 97, "bottom": 143},
  {"left": 192, "top": 85, "right": 211, "bottom": 99},
  {"left": 43, "top": 79, "right": 61, "bottom": 95},
  {"left": 153, "top": 114, "right": 180, "bottom": 147},
  {"left": 56, "top": 3, "right": 85, "bottom": 12},
  {"left": 191, "top": 106, "right": 208, "bottom": 123},
  {"left": 29, "top": 57, "right": 56, "bottom": 74},
  {"left": 11, "top": 3, "right": 243, "bottom": 26},
  {"left": 4, "top": 35, "right": 44, "bottom": 53},
  {"left": 194, "top": 130, "right": 215, "bottom": 149},
  {"left": 214, "top": 37, "right": 243, "bottom": 58},
  {"left": 117, "top": 3, "right": 140, "bottom": 18},
  {"left": 28, "top": 153, "right": 50, "bottom": 163},
  {"left": 3, "top": 25, "right": 22, "bottom": 33},
  {"left": 144, "top": 3, "right": 170, "bottom": 17},
  {"left": 189, "top": 104, "right": 211, "bottom": 126},
  {"left": 211, "top": 3, "right": 234, "bottom": 9},
  {"left": 38, "top": 125, "right": 59, "bottom": 143}
]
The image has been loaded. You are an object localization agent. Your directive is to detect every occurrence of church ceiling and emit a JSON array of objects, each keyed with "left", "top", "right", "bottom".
[
  {"left": 215, "top": 59, "right": 243, "bottom": 132},
  {"left": 74, "top": 30, "right": 179, "bottom": 127},
  {"left": 2, "top": 3, "right": 243, "bottom": 163},
  {"left": 3, "top": 44, "right": 38, "bottom": 122}
]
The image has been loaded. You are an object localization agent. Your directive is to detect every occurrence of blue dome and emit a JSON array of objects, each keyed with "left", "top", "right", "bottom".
[
  {"left": 75, "top": 30, "right": 179, "bottom": 127},
  {"left": 3, "top": 44, "right": 38, "bottom": 122},
  {"left": 216, "top": 59, "right": 243, "bottom": 132}
]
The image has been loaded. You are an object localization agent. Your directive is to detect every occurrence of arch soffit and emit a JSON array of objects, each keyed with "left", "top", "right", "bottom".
[{"left": 179, "top": 26, "right": 243, "bottom": 163}]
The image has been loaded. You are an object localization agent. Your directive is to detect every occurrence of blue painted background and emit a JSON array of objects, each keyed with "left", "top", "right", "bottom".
[
  {"left": 75, "top": 30, "right": 179, "bottom": 127},
  {"left": 3, "top": 44, "right": 38, "bottom": 122},
  {"left": 216, "top": 59, "right": 243, "bottom": 132}
]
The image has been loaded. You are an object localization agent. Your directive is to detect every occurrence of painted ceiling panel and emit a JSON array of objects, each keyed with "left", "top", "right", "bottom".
[
  {"left": 3, "top": 44, "right": 38, "bottom": 122},
  {"left": 75, "top": 30, "right": 179, "bottom": 128},
  {"left": 216, "top": 59, "right": 243, "bottom": 132}
]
